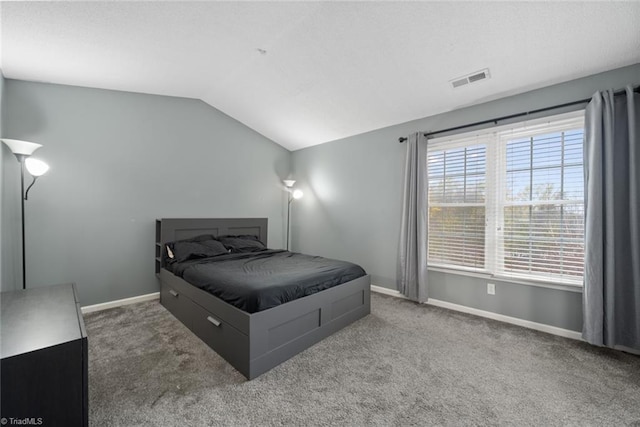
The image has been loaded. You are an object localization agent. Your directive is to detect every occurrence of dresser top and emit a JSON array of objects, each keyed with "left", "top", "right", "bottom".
[{"left": 1, "top": 283, "right": 86, "bottom": 359}]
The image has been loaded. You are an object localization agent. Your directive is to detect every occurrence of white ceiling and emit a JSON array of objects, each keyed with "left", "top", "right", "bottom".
[{"left": 1, "top": 1, "right": 639, "bottom": 151}]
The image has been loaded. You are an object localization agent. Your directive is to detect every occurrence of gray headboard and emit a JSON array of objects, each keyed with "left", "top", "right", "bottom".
[
  {"left": 158, "top": 218, "right": 268, "bottom": 246},
  {"left": 154, "top": 218, "right": 267, "bottom": 275}
]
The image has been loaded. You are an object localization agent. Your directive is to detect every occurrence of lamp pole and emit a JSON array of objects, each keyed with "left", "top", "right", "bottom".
[
  {"left": 18, "top": 155, "right": 27, "bottom": 290},
  {"left": 283, "top": 180, "right": 303, "bottom": 252},
  {"left": 1, "top": 139, "right": 49, "bottom": 291},
  {"left": 286, "top": 194, "right": 292, "bottom": 251}
]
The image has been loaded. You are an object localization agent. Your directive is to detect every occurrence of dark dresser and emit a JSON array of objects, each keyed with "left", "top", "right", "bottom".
[{"left": 1, "top": 283, "right": 88, "bottom": 427}]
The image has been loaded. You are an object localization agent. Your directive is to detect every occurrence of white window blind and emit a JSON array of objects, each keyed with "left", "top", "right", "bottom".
[
  {"left": 498, "top": 123, "right": 585, "bottom": 283},
  {"left": 427, "top": 111, "right": 585, "bottom": 286},
  {"left": 428, "top": 143, "right": 487, "bottom": 270}
]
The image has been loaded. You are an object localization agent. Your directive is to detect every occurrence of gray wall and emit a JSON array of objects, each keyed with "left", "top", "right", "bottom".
[
  {"left": 291, "top": 63, "right": 640, "bottom": 332},
  {"left": 0, "top": 70, "right": 20, "bottom": 293},
  {"left": 1, "top": 106, "right": 22, "bottom": 293},
  {"left": 0, "top": 70, "right": 5, "bottom": 290},
  {"left": 3, "top": 80, "right": 290, "bottom": 305}
]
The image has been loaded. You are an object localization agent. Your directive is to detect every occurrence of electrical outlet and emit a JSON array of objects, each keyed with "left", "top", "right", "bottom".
[{"left": 487, "top": 283, "right": 496, "bottom": 295}]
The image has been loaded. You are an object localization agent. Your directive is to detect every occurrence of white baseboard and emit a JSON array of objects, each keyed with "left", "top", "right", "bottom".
[
  {"left": 425, "top": 298, "right": 583, "bottom": 341},
  {"left": 82, "top": 285, "right": 581, "bottom": 340},
  {"left": 370, "top": 284, "right": 582, "bottom": 341},
  {"left": 81, "top": 292, "right": 160, "bottom": 314},
  {"left": 370, "top": 285, "right": 409, "bottom": 299}
]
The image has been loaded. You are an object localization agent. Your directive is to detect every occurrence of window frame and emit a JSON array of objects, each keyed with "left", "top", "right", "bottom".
[
  {"left": 427, "top": 137, "right": 490, "bottom": 272},
  {"left": 426, "top": 111, "right": 585, "bottom": 287}
]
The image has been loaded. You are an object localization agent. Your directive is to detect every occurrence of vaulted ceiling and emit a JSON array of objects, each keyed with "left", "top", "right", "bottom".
[{"left": 1, "top": 1, "right": 639, "bottom": 151}]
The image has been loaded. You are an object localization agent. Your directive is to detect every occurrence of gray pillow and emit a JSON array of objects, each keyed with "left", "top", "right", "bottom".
[
  {"left": 218, "top": 235, "right": 266, "bottom": 253},
  {"left": 167, "top": 235, "right": 228, "bottom": 263}
]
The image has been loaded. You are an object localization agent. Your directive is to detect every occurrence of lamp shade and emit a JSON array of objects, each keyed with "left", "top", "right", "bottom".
[
  {"left": 292, "top": 189, "right": 304, "bottom": 199},
  {"left": 1, "top": 139, "right": 42, "bottom": 156},
  {"left": 25, "top": 158, "right": 50, "bottom": 177},
  {"left": 283, "top": 180, "right": 296, "bottom": 188}
]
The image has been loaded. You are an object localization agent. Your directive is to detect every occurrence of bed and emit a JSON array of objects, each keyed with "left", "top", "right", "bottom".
[{"left": 155, "top": 218, "right": 371, "bottom": 380}]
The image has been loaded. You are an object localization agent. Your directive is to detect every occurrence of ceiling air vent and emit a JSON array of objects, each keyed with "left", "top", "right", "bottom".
[{"left": 450, "top": 68, "right": 491, "bottom": 89}]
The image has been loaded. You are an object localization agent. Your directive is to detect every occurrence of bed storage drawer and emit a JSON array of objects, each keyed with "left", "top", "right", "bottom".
[
  {"left": 190, "top": 303, "right": 250, "bottom": 376},
  {"left": 160, "top": 282, "right": 196, "bottom": 329}
]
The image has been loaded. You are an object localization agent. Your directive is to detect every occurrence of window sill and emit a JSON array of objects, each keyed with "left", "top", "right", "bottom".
[{"left": 427, "top": 266, "right": 583, "bottom": 293}]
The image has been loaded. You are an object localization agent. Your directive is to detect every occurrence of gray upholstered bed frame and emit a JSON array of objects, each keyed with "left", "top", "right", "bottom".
[{"left": 155, "top": 218, "right": 371, "bottom": 380}]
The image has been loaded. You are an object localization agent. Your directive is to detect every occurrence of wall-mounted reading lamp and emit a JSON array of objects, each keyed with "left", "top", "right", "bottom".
[
  {"left": 283, "top": 180, "right": 304, "bottom": 251},
  {"left": 2, "top": 139, "right": 50, "bottom": 290}
]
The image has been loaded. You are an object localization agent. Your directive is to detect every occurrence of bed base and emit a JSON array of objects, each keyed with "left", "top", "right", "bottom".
[{"left": 156, "top": 218, "right": 371, "bottom": 380}]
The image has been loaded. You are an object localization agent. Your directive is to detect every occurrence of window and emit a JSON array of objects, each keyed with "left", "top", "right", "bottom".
[
  {"left": 428, "top": 142, "right": 487, "bottom": 269},
  {"left": 427, "top": 111, "right": 585, "bottom": 285}
]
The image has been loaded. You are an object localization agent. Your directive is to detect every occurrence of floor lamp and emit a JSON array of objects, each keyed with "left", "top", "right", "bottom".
[
  {"left": 2, "top": 139, "right": 50, "bottom": 290},
  {"left": 283, "top": 180, "right": 303, "bottom": 251}
]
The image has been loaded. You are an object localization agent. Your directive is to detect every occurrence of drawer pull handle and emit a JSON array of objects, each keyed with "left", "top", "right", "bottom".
[
  {"left": 207, "top": 316, "right": 221, "bottom": 327},
  {"left": 169, "top": 290, "right": 178, "bottom": 297}
]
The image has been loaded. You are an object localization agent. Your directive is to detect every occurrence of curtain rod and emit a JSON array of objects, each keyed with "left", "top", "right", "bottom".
[{"left": 398, "top": 86, "right": 640, "bottom": 143}]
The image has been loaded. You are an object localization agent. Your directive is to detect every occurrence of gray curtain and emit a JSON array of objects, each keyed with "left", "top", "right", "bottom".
[
  {"left": 397, "top": 132, "right": 428, "bottom": 302},
  {"left": 583, "top": 86, "right": 640, "bottom": 352}
]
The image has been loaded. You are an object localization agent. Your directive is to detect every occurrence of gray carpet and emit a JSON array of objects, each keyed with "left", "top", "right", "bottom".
[{"left": 85, "top": 293, "right": 640, "bottom": 426}]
